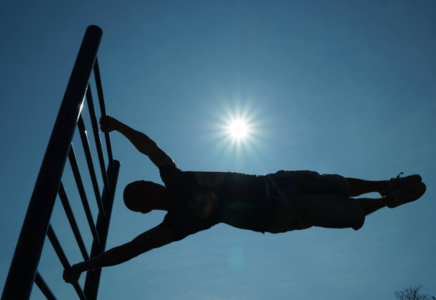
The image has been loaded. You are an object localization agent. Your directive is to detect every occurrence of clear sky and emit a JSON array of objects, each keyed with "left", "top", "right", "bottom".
[{"left": 1, "top": 1, "right": 435, "bottom": 299}]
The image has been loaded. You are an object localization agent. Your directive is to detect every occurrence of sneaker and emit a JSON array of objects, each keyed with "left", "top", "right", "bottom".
[
  {"left": 380, "top": 172, "right": 422, "bottom": 197},
  {"left": 387, "top": 182, "right": 426, "bottom": 208}
]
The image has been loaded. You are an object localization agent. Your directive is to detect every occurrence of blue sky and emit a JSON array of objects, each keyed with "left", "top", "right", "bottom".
[{"left": 1, "top": 0, "right": 435, "bottom": 299}]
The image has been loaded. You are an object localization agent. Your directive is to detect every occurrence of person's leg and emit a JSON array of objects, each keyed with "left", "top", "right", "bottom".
[
  {"left": 355, "top": 196, "right": 390, "bottom": 216},
  {"left": 345, "top": 177, "right": 387, "bottom": 197},
  {"left": 354, "top": 181, "right": 426, "bottom": 215},
  {"left": 346, "top": 174, "right": 422, "bottom": 197}
]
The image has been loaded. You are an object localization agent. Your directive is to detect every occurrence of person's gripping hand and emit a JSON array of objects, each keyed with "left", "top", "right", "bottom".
[
  {"left": 63, "top": 264, "right": 82, "bottom": 285},
  {"left": 99, "top": 115, "right": 118, "bottom": 133}
]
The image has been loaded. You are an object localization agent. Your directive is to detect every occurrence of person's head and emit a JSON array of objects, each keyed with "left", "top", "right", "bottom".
[{"left": 123, "top": 180, "right": 168, "bottom": 213}]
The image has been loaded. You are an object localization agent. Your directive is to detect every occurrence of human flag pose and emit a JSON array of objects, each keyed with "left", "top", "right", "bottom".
[{"left": 63, "top": 116, "right": 426, "bottom": 284}]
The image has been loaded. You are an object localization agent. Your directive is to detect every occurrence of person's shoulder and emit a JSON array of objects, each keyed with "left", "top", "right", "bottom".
[
  {"left": 160, "top": 211, "right": 218, "bottom": 242},
  {"left": 160, "top": 212, "right": 187, "bottom": 242},
  {"left": 159, "top": 164, "right": 182, "bottom": 184},
  {"left": 161, "top": 212, "right": 180, "bottom": 227},
  {"left": 159, "top": 164, "right": 180, "bottom": 172}
]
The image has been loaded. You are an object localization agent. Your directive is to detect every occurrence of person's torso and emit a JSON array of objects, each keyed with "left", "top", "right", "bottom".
[{"left": 160, "top": 166, "right": 270, "bottom": 233}]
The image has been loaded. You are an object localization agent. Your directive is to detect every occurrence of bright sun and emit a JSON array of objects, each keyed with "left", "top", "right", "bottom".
[
  {"left": 210, "top": 99, "right": 265, "bottom": 156},
  {"left": 229, "top": 120, "right": 248, "bottom": 139}
]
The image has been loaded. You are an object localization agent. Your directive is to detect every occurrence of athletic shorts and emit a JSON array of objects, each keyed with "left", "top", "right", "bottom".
[{"left": 264, "top": 170, "right": 365, "bottom": 233}]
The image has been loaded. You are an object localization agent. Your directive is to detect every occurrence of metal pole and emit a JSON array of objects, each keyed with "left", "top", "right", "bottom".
[
  {"left": 84, "top": 160, "right": 120, "bottom": 300},
  {"left": 1, "top": 25, "right": 103, "bottom": 300}
]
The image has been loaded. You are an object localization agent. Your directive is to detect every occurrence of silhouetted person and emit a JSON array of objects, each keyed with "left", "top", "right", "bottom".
[{"left": 63, "top": 116, "right": 426, "bottom": 284}]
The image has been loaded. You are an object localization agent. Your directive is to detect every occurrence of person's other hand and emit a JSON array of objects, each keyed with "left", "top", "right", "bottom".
[
  {"left": 99, "top": 115, "right": 118, "bottom": 133},
  {"left": 63, "top": 264, "right": 82, "bottom": 285}
]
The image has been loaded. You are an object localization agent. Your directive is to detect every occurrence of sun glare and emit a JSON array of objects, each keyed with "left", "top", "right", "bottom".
[
  {"left": 229, "top": 120, "right": 248, "bottom": 139},
  {"left": 208, "top": 97, "right": 267, "bottom": 160}
]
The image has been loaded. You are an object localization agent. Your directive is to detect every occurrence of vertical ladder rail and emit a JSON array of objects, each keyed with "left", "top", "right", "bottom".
[
  {"left": 1, "top": 25, "right": 103, "bottom": 300},
  {"left": 83, "top": 160, "right": 120, "bottom": 300}
]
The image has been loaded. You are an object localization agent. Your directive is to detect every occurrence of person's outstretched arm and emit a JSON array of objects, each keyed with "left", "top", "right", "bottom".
[
  {"left": 63, "top": 225, "right": 173, "bottom": 284},
  {"left": 99, "top": 115, "right": 177, "bottom": 168}
]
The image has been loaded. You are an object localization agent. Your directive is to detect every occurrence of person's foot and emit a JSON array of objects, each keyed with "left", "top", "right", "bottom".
[
  {"left": 380, "top": 172, "right": 422, "bottom": 197},
  {"left": 386, "top": 182, "right": 427, "bottom": 208}
]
